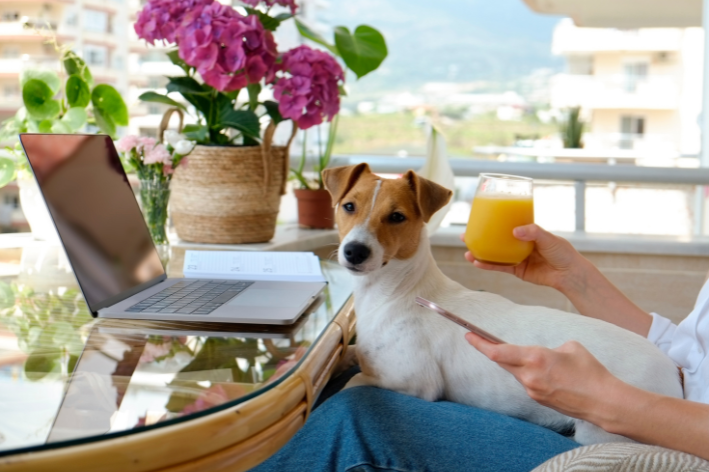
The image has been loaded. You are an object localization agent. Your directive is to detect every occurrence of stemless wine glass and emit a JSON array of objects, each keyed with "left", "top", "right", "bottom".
[{"left": 464, "top": 173, "right": 534, "bottom": 266}]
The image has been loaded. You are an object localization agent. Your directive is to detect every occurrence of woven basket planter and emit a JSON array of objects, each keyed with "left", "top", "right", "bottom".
[{"left": 169, "top": 119, "right": 295, "bottom": 244}]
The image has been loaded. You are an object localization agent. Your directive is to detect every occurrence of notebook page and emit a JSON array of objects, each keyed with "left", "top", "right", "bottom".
[{"left": 182, "top": 251, "right": 325, "bottom": 282}]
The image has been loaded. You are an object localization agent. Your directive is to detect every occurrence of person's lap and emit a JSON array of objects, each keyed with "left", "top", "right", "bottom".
[{"left": 250, "top": 369, "right": 580, "bottom": 472}]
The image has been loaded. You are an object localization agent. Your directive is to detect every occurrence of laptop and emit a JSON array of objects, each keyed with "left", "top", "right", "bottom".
[{"left": 18, "top": 133, "right": 326, "bottom": 325}]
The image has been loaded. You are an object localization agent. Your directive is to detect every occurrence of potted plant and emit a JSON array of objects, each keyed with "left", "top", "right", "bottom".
[
  {"left": 134, "top": 0, "right": 387, "bottom": 241},
  {"left": 0, "top": 47, "right": 128, "bottom": 240}
]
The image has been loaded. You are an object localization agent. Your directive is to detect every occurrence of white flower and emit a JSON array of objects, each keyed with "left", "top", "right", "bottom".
[
  {"left": 164, "top": 130, "right": 185, "bottom": 147},
  {"left": 174, "top": 140, "right": 195, "bottom": 156}
]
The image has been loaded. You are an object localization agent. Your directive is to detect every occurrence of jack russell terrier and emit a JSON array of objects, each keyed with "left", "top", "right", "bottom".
[{"left": 322, "top": 163, "right": 683, "bottom": 445}]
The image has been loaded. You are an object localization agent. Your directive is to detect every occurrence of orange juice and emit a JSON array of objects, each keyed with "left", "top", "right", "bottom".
[{"left": 464, "top": 195, "right": 534, "bottom": 265}]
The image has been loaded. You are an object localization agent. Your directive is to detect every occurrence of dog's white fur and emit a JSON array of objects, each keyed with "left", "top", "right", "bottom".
[{"left": 335, "top": 174, "right": 683, "bottom": 446}]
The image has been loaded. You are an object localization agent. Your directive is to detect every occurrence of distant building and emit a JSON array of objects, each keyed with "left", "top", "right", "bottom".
[
  {"left": 0, "top": 0, "right": 129, "bottom": 122},
  {"left": 550, "top": 19, "right": 703, "bottom": 156}
]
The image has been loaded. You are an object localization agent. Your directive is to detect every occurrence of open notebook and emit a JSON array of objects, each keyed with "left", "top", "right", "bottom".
[{"left": 182, "top": 251, "right": 327, "bottom": 283}]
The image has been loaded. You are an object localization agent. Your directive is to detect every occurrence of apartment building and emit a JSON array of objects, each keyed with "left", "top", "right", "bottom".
[
  {"left": 550, "top": 19, "right": 704, "bottom": 157},
  {"left": 0, "top": 0, "right": 129, "bottom": 121}
]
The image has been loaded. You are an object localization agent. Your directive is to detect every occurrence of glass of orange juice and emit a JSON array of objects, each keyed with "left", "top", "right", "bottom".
[{"left": 464, "top": 173, "right": 534, "bottom": 266}]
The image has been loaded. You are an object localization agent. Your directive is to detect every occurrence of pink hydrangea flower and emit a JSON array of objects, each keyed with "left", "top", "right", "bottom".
[
  {"left": 116, "top": 135, "right": 140, "bottom": 153},
  {"left": 241, "top": 0, "right": 298, "bottom": 15},
  {"left": 274, "top": 45, "right": 344, "bottom": 130},
  {"left": 143, "top": 143, "right": 172, "bottom": 165},
  {"left": 134, "top": 0, "right": 213, "bottom": 44},
  {"left": 176, "top": 3, "right": 277, "bottom": 92}
]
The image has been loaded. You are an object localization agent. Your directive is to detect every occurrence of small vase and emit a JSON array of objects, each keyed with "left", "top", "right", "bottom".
[{"left": 139, "top": 179, "right": 171, "bottom": 246}]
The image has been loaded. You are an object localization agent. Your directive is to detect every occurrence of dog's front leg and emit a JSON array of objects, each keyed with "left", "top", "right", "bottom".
[{"left": 343, "top": 372, "right": 380, "bottom": 390}]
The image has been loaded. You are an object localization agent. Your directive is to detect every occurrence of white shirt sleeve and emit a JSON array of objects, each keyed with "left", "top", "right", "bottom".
[{"left": 647, "top": 312, "right": 678, "bottom": 356}]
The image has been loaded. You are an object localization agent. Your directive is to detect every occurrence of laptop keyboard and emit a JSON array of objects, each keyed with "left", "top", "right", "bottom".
[{"left": 126, "top": 280, "right": 255, "bottom": 315}]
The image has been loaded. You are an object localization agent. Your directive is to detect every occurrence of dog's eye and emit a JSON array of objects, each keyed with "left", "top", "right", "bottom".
[
  {"left": 343, "top": 202, "right": 355, "bottom": 213},
  {"left": 389, "top": 212, "right": 406, "bottom": 223}
]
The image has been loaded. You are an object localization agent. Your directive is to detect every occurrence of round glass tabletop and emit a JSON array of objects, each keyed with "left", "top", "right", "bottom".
[{"left": 0, "top": 241, "right": 353, "bottom": 455}]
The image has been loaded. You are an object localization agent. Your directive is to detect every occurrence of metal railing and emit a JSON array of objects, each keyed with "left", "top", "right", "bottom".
[{"left": 329, "top": 155, "right": 709, "bottom": 233}]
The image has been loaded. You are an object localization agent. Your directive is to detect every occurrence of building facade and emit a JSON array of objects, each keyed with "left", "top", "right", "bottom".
[{"left": 550, "top": 19, "right": 704, "bottom": 157}]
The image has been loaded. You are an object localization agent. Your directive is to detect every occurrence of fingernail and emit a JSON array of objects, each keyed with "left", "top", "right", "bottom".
[{"left": 513, "top": 227, "right": 526, "bottom": 237}]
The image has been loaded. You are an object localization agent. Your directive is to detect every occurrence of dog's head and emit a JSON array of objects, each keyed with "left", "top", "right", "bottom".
[{"left": 323, "top": 163, "right": 452, "bottom": 275}]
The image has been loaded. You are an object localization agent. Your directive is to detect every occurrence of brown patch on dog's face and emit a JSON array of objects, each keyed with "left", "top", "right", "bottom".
[
  {"left": 324, "top": 164, "right": 452, "bottom": 271},
  {"left": 335, "top": 177, "right": 425, "bottom": 263}
]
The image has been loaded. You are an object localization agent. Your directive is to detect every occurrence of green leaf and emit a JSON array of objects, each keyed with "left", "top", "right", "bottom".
[
  {"left": 166, "top": 49, "right": 190, "bottom": 74},
  {"left": 216, "top": 96, "right": 260, "bottom": 138},
  {"left": 166, "top": 76, "right": 208, "bottom": 95},
  {"left": 50, "top": 120, "right": 72, "bottom": 134},
  {"left": 63, "top": 50, "right": 93, "bottom": 88},
  {"left": 334, "top": 25, "right": 388, "bottom": 79},
  {"left": 247, "top": 83, "right": 261, "bottom": 111},
  {"left": 24, "top": 349, "right": 61, "bottom": 380},
  {"left": 61, "top": 107, "right": 87, "bottom": 131},
  {"left": 23, "top": 79, "right": 61, "bottom": 121},
  {"left": 93, "top": 108, "right": 116, "bottom": 136},
  {"left": 182, "top": 123, "right": 208, "bottom": 142},
  {"left": 138, "top": 91, "right": 186, "bottom": 111},
  {"left": 91, "top": 84, "right": 129, "bottom": 126},
  {"left": 65, "top": 75, "right": 90, "bottom": 108},
  {"left": 38, "top": 120, "right": 53, "bottom": 133},
  {"left": 245, "top": 8, "right": 292, "bottom": 32},
  {"left": 20, "top": 69, "right": 61, "bottom": 95},
  {"left": 26, "top": 119, "right": 39, "bottom": 132},
  {"left": 263, "top": 100, "right": 283, "bottom": 125},
  {"left": 295, "top": 18, "right": 340, "bottom": 56},
  {"left": 0, "top": 158, "right": 15, "bottom": 188}
]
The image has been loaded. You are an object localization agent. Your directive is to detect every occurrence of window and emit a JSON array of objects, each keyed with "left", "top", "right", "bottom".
[
  {"left": 4, "top": 195, "right": 18, "bottom": 209},
  {"left": 84, "top": 45, "right": 107, "bottom": 66},
  {"left": 147, "top": 104, "right": 163, "bottom": 115},
  {"left": 620, "top": 115, "right": 645, "bottom": 149},
  {"left": 2, "top": 46, "right": 20, "bottom": 58},
  {"left": 3, "top": 85, "right": 19, "bottom": 98},
  {"left": 623, "top": 61, "right": 648, "bottom": 93},
  {"left": 83, "top": 9, "right": 108, "bottom": 33},
  {"left": 1, "top": 11, "right": 19, "bottom": 22},
  {"left": 147, "top": 77, "right": 163, "bottom": 89}
]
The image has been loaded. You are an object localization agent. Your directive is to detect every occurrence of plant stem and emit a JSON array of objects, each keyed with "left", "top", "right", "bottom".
[{"left": 320, "top": 114, "right": 339, "bottom": 189}]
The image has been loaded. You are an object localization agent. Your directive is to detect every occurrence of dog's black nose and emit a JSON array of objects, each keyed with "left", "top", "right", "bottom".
[{"left": 344, "top": 242, "right": 371, "bottom": 265}]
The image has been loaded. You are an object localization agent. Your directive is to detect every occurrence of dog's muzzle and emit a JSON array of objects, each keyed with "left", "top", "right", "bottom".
[{"left": 343, "top": 242, "right": 371, "bottom": 265}]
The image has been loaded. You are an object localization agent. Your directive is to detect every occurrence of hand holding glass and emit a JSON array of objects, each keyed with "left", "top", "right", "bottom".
[{"left": 464, "top": 173, "right": 534, "bottom": 266}]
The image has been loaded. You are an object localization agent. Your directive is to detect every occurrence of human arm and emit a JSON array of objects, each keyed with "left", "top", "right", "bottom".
[
  {"left": 462, "top": 224, "right": 653, "bottom": 336},
  {"left": 465, "top": 332, "right": 709, "bottom": 460}
]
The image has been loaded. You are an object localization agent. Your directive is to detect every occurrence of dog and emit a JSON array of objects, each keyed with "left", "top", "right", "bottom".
[{"left": 322, "top": 163, "right": 683, "bottom": 445}]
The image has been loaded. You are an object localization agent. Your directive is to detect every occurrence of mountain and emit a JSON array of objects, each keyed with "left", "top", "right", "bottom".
[{"left": 321, "top": 0, "right": 565, "bottom": 100}]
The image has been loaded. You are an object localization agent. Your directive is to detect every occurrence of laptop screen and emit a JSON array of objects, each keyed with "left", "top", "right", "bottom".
[{"left": 19, "top": 134, "right": 166, "bottom": 314}]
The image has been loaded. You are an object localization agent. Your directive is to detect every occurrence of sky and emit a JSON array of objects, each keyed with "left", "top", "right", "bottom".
[{"left": 322, "top": 0, "right": 566, "bottom": 99}]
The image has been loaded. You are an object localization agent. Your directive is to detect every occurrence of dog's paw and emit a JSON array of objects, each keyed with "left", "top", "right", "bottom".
[{"left": 343, "top": 372, "right": 379, "bottom": 390}]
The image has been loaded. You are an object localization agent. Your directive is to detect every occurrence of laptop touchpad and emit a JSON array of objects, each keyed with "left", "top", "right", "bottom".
[{"left": 227, "top": 289, "right": 306, "bottom": 308}]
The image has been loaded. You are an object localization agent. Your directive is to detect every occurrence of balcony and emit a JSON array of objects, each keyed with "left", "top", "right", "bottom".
[
  {"left": 550, "top": 74, "right": 679, "bottom": 110},
  {"left": 0, "top": 57, "right": 61, "bottom": 78},
  {"left": 552, "top": 19, "right": 683, "bottom": 55}
]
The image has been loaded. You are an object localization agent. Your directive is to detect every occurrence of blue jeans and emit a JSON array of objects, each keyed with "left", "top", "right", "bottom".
[{"left": 249, "top": 384, "right": 580, "bottom": 472}]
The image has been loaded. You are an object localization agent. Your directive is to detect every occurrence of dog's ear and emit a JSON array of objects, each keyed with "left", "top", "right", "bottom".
[
  {"left": 323, "top": 163, "right": 372, "bottom": 207},
  {"left": 403, "top": 171, "right": 453, "bottom": 223}
]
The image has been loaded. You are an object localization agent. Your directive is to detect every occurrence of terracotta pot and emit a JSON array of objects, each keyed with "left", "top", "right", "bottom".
[{"left": 294, "top": 189, "right": 335, "bottom": 229}]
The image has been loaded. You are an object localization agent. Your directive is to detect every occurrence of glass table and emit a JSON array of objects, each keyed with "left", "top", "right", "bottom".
[{"left": 0, "top": 240, "right": 354, "bottom": 472}]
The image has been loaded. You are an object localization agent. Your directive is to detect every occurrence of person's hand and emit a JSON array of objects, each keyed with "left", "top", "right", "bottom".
[
  {"left": 464, "top": 332, "right": 621, "bottom": 422},
  {"left": 461, "top": 224, "right": 585, "bottom": 291}
]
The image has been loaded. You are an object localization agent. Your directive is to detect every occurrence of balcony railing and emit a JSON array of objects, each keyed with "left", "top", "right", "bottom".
[
  {"left": 329, "top": 155, "right": 709, "bottom": 234},
  {"left": 551, "top": 74, "right": 679, "bottom": 110},
  {"left": 552, "top": 20, "right": 683, "bottom": 54}
]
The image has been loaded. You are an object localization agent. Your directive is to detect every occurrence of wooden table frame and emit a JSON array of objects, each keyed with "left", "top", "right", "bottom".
[{"left": 0, "top": 297, "right": 356, "bottom": 472}]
